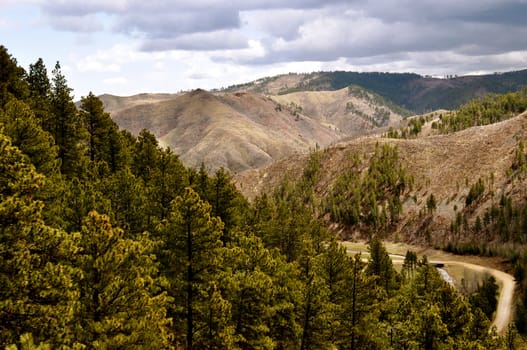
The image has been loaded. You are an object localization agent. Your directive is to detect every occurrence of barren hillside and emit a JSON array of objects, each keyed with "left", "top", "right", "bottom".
[
  {"left": 110, "top": 89, "right": 343, "bottom": 173},
  {"left": 235, "top": 111, "right": 527, "bottom": 241},
  {"left": 105, "top": 86, "right": 412, "bottom": 173},
  {"left": 271, "top": 86, "right": 407, "bottom": 135}
]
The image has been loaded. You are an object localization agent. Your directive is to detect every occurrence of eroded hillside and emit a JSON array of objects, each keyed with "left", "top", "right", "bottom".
[
  {"left": 235, "top": 111, "right": 527, "bottom": 244},
  {"left": 103, "top": 87, "right": 408, "bottom": 173},
  {"left": 108, "top": 89, "right": 343, "bottom": 173},
  {"left": 271, "top": 86, "right": 408, "bottom": 135}
]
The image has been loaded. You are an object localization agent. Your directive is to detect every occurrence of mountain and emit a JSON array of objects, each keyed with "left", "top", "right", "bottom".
[
  {"left": 103, "top": 87, "right": 408, "bottom": 173},
  {"left": 101, "top": 69, "right": 526, "bottom": 174},
  {"left": 223, "top": 70, "right": 527, "bottom": 113},
  {"left": 106, "top": 89, "right": 345, "bottom": 173},
  {"left": 234, "top": 110, "right": 527, "bottom": 243}
]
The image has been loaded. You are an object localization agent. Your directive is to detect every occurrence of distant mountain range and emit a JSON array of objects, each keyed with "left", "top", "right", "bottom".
[{"left": 222, "top": 69, "right": 527, "bottom": 113}]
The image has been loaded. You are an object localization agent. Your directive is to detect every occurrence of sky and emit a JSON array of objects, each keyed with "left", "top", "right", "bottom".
[{"left": 1, "top": 0, "right": 527, "bottom": 98}]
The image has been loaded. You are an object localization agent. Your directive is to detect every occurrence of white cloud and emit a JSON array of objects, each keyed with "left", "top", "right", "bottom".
[
  {"left": 103, "top": 77, "right": 127, "bottom": 85},
  {"left": 77, "top": 60, "right": 120, "bottom": 73}
]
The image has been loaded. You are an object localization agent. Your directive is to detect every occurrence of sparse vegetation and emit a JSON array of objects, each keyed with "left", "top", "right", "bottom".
[{"left": 324, "top": 143, "right": 412, "bottom": 235}]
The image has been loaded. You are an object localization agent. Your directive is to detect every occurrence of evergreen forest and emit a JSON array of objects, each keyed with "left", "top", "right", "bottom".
[{"left": 0, "top": 46, "right": 522, "bottom": 349}]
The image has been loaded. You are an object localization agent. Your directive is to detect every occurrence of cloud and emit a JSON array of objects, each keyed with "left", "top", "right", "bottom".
[
  {"left": 28, "top": 0, "right": 527, "bottom": 81},
  {"left": 115, "top": 7, "right": 241, "bottom": 38},
  {"left": 46, "top": 14, "right": 105, "bottom": 32},
  {"left": 41, "top": 0, "right": 128, "bottom": 16},
  {"left": 76, "top": 59, "right": 120, "bottom": 73},
  {"left": 103, "top": 77, "right": 127, "bottom": 85},
  {"left": 240, "top": 8, "right": 318, "bottom": 41},
  {"left": 236, "top": 1, "right": 527, "bottom": 67},
  {"left": 141, "top": 30, "right": 249, "bottom": 51}
]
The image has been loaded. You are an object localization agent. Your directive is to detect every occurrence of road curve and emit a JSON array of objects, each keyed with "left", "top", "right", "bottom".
[
  {"left": 430, "top": 260, "right": 515, "bottom": 334},
  {"left": 344, "top": 243, "right": 515, "bottom": 334}
]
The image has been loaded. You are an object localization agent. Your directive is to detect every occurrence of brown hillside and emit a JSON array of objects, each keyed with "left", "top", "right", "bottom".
[
  {"left": 99, "top": 93, "right": 179, "bottom": 114},
  {"left": 105, "top": 85, "right": 409, "bottom": 174},
  {"left": 271, "top": 87, "right": 405, "bottom": 135},
  {"left": 110, "top": 89, "right": 343, "bottom": 173},
  {"left": 235, "top": 111, "right": 527, "bottom": 241}
]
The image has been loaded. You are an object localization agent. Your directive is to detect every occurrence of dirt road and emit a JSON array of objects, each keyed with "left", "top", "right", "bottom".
[
  {"left": 341, "top": 241, "right": 515, "bottom": 334},
  {"left": 430, "top": 260, "right": 515, "bottom": 334}
]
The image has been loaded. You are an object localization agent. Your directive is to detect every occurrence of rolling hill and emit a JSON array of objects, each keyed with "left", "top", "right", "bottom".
[
  {"left": 102, "top": 87, "right": 407, "bottom": 173},
  {"left": 271, "top": 85, "right": 410, "bottom": 135},
  {"left": 106, "top": 89, "right": 345, "bottom": 173}
]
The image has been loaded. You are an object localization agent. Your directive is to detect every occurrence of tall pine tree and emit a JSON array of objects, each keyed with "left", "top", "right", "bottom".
[
  {"left": 158, "top": 187, "right": 224, "bottom": 349},
  {"left": 26, "top": 58, "right": 52, "bottom": 131},
  {"left": 50, "top": 62, "right": 87, "bottom": 177},
  {"left": 73, "top": 211, "right": 173, "bottom": 348},
  {"left": 0, "top": 130, "right": 79, "bottom": 347}
]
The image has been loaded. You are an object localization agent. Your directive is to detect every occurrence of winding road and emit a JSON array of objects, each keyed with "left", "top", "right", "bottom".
[
  {"left": 342, "top": 242, "right": 515, "bottom": 334},
  {"left": 429, "top": 260, "right": 515, "bottom": 334}
]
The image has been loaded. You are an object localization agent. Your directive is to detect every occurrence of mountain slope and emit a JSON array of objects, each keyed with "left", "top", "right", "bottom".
[
  {"left": 105, "top": 87, "right": 413, "bottom": 173},
  {"left": 109, "top": 89, "right": 343, "bottom": 173},
  {"left": 235, "top": 111, "right": 527, "bottom": 241},
  {"left": 271, "top": 86, "right": 410, "bottom": 135}
]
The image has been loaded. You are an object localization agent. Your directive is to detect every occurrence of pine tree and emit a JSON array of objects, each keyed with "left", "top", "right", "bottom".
[
  {"left": 73, "top": 211, "right": 173, "bottom": 348},
  {"left": 197, "top": 282, "right": 237, "bottom": 350},
  {"left": 26, "top": 58, "right": 52, "bottom": 131},
  {"left": 103, "top": 168, "right": 148, "bottom": 234},
  {"left": 366, "top": 236, "right": 399, "bottom": 294},
  {"left": 79, "top": 92, "right": 118, "bottom": 167},
  {"left": 0, "top": 131, "right": 79, "bottom": 347},
  {"left": 1, "top": 99, "right": 59, "bottom": 176},
  {"left": 50, "top": 62, "right": 87, "bottom": 177},
  {"left": 62, "top": 178, "right": 111, "bottom": 233},
  {"left": 267, "top": 253, "right": 302, "bottom": 350},
  {"left": 297, "top": 245, "right": 331, "bottom": 350},
  {"left": 133, "top": 129, "right": 160, "bottom": 183},
  {"left": 149, "top": 147, "right": 187, "bottom": 221},
  {"left": 317, "top": 240, "right": 351, "bottom": 343},
  {"left": 335, "top": 253, "right": 382, "bottom": 350},
  {"left": 0, "top": 45, "right": 28, "bottom": 108},
  {"left": 469, "top": 275, "right": 499, "bottom": 319},
  {"left": 209, "top": 167, "right": 245, "bottom": 243},
  {"left": 222, "top": 233, "right": 283, "bottom": 349},
  {"left": 158, "top": 187, "right": 224, "bottom": 349}
]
